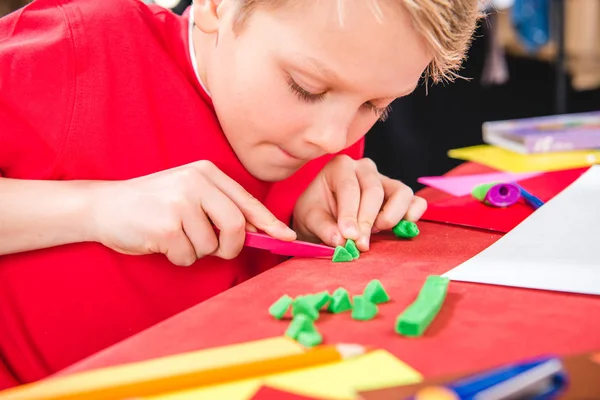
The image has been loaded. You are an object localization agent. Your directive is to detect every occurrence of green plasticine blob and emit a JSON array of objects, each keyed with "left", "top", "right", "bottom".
[
  {"left": 285, "top": 314, "right": 316, "bottom": 339},
  {"left": 395, "top": 275, "right": 450, "bottom": 337},
  {"left": 291, "top": 296, "right": 319, "bottom": 320},
  {"left": 332, "top": 246, "right": 353, "bottom": 262},
  {"left": 363, "top": 279, "right": 390, "bottom": 304},
  {"left": 297, "top": 330, "right": 323, "bottom": 347},
  {"left": 344, "top": 239, "right": 360, "bottom": 260},
  {"left": 268, "top": 294, "right": 293, "bottom": 319},
  {"left": 307, "top": 291, "right": 331, "bottom": 310},
  {"left": 392, "top": 220, "right": 420, "bottom": 239},
  {"left": 351, "top": 295, "right": 378, "bottom": 321},
  {"left": 327, "top": 287, "right": 353, "bottom": 313}
]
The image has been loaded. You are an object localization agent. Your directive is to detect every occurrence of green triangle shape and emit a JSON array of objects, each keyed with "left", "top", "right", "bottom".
[
  {"left": 285, "top": 314, "right": 316, "bottom": 339},
  {"left": 307, "top": 291, "right": 331, "bottom": 310},
  {"left": 351, "top": 295, "right": 378, "bottom": 320},
  {"left": 332, "top": 246, "right": 353, "bottom": 262},
  {"left": 363, "top": 279, "right": 390, "bottom": 304},
  {"left": 344, "top": 239, "right": 360, "bottom": 259},
  {"left": 297, "top": 330, "right": 323, "bottom": 348},
  {"left": 327, "top": 287, "right": 352, "bottom": 313},
  {"left": 291, "top": 296, "right": 319, "bottom": 320},
  {"left": 268, "top": 294, "right": 293, "bottom": 319}
]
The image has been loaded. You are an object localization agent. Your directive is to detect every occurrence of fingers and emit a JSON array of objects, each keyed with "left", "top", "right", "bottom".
[
  {"left": 161, "top": 228, "right": 197, "bottom": 267},
  {"left": 199, "top": 185, "right": 247, "bottom": 260},
  {"left": 181, "top": 203, "right": 219, "bottom": 259},
  {"left": 374, "top": 175, "right": 419, "bottom": 231},
  {"left": 355, "top": 161, "right": 385, "bottom": 251},
  {"left": 299, "top": 207, "right": 345, "bottom": 247},
  {"left": 325, "top": 157, "right": 361, "bottom": 240},
  {"left": 205, "top": 164, "right": 296, "bottom": 241},
  {"left": 404, "top": 195, "right": 427, "bottom": 221}
]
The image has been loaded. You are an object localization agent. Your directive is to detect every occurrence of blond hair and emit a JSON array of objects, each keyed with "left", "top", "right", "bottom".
[{"left": 233, "top": 0, "right": 483, "bottom": 84}]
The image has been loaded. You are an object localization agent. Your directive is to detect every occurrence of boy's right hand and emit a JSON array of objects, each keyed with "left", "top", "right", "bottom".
[{"left": 89, "top": 161, "right": 296, "bottom": 266}]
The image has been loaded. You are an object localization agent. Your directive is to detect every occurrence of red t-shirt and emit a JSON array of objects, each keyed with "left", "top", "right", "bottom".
[{"left": 0, "top": 0, "right": 363, "bottom": 387}]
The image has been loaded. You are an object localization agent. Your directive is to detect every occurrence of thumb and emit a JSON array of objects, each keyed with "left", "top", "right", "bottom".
[{"left": 296, "top": 207, "right": 345, "bottom": 248}]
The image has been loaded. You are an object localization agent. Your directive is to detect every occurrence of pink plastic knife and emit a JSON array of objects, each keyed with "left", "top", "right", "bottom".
[{"left": 244, "top": 231, "right": 335, "bottom": 258}]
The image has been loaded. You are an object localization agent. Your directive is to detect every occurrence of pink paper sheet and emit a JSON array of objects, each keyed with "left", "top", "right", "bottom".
[{"left": 417, "top": 171, "right": 543, "bottom": 197}]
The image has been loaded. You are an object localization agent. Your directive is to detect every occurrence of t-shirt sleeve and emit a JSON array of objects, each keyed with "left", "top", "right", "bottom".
[{"left": 0, "top": 0, "right": 75, "bottom": 178}]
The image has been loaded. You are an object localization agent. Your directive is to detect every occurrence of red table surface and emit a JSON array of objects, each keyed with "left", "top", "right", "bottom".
[{"left": 60, "top": 163, "right": 600, "bottom": 381}]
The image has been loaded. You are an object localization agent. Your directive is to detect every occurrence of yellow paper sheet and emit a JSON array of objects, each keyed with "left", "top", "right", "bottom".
[
  {"left": 0, "top": 337, "right": 305, "bottom": 400},
  {"left": 147, "top": 349, "right": 422, "bottom": 400},
  {"left": 448, "top": 145, "right": 600, "bottom": 173}
]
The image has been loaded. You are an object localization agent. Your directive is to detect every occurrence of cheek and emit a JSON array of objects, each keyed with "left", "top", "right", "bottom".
[
  {"left": 213, "top": 49, "right": 309, "bottom": 142},
  {"left": 347, "top": 113, "right": 379, "bottom": 145}
]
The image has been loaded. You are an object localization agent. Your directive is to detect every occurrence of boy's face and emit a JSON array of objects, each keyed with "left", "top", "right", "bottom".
[{"left": 195, "top": 0, "right": 431, "bottom": 182}]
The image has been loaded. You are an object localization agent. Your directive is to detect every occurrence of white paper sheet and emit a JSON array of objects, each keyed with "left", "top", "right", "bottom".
[{"left": 443, "top": 165, "right": 600, "bottom": 296}]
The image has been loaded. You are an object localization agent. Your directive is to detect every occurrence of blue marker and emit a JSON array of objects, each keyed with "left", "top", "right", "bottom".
[
  {"left": 408, "top": 356, "right": 567, "bottom": 400},
  {"left": 516, "top": 184, "right": 545, "bottom": 210}
]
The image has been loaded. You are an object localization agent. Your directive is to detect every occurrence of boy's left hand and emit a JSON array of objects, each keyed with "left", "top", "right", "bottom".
[{"left": 293, "top": 155, "right": 427, "bottom": 252}]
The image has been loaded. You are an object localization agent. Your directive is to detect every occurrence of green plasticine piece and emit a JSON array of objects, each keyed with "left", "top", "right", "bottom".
[
  {"left": 285, "top": 314, "right": 316, "bottom": 339},
  {"left": 344, "top": 239, "right": 360, "bottom": 260},
  {"left": 268, "top": 294, "right": 293, "bottom": 319},
  {"left": 332, "top": 246, "right": 353, "bottom": 262},
  {"left": 363, "top": 279, "right": 390, "bottom": 304},
  {"left": 351, "top": 295, "right": 378, "bottom": 321},
  {"left": 327, "top": 287, "right": 353, "bottom": 313},
  {"left": 307, "top": 291, "right": 331, "bottom": 310},
  {"left": 472, "top": 182, "right": 498, "bottom": 202},
  {"left": 292, "top": 296, "right": 319, "bottom": 320},
  {"left": 297, "top": 330, "right": 323, "bottom": 348},
  {"left": 392, "top": 220, "right": 420, "bottom": 239},
  {"left": 395, "top": 275, "right": 450, "bottom": 337}
]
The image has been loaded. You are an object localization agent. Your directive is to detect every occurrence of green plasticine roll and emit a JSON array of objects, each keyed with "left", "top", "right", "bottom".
[{"left": 395, "top": 275, "right": 449, "bottom": 337}]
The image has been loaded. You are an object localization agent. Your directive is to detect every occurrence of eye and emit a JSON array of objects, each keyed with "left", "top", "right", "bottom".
[
  {"left": 363, "top": 101, "right": 392, "bottom": 122},
  {"left": 287, "top": 76, "right": 326, "bottom": 103}
]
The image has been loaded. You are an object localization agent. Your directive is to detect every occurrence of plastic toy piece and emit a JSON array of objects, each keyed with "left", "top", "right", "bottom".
[
  {"left": 332, "top": 246, "right": 353, "bottom": 262},
  {"left": 268, "top": 294, "right": 293, "bottom": 319},
  {"left": 307, "top": 291, "right": 331, "bottom": 310},
  {"left": 292, "top": 296, "right": 319, "bottom": 320},
  {"left": 363, "top": 279, "right": 390, "bottom": 304},
  {"left": 296, "top": 330, "right": 323, "bottom": 348},
  {"left": 351, "top": 295, "right": 378, "bottom": 321},
  {"left": 395, "top": 275, "right": 450, "bottom": 337},
  {"left": 473, "top": 182, "right": 521, "bottom": 208},
  {"left": 285, "top": 314, "right": 316, "bottom": 340},
  {"left": 392, "top": 220, "right": 420, "bottom": 239},
  {"left": 344, "top": 239, "right": 360, "bottom": 259},
  {"left": 327, "top": 287, "right": 353, "bottom": 313}
]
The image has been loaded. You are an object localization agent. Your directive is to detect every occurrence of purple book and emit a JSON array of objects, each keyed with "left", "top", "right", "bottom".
[{"left": 482, "top": 111, "right": 600, "bottom": 154}]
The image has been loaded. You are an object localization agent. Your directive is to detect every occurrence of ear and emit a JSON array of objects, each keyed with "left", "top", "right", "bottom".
[{"left": 194, "top": 0, "right": 223, "bottom": 33}]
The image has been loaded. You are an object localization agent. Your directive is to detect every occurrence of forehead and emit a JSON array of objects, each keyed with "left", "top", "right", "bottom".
[{"left": 239, "top": 0, "right": 432, "bottom": 97}]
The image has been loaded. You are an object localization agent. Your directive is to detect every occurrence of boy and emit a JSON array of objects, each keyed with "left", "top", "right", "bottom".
[{"left": 0, "top": 0, "right": 480, "bottom": 387}]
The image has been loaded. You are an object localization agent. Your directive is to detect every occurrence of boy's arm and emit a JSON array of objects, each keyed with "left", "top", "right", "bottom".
[
  {"left": 0, "top": 178, "right": 97, "bottom": 255},
  {"left": 0, "top": 1, "right": 85, "bottom": 255}
]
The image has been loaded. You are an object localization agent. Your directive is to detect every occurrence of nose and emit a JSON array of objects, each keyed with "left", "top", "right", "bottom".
[{"left": 303, "top": 123, "right": 348, "bottom": 155}]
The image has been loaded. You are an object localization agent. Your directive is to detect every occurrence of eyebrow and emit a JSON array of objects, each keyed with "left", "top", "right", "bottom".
[{"left": 293, "top": 55, "right": 420, "bottom": 99}]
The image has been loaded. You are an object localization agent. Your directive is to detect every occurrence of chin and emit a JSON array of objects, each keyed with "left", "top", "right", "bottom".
[{"left": 245, "top": 162, "right": 304, "bottom": 182}]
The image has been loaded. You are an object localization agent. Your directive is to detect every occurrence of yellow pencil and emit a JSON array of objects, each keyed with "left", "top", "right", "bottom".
[{"left": 0, "top": 343, "right": 368, "bottom": 400}]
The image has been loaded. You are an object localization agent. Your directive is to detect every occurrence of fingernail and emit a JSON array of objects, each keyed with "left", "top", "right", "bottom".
[
  {"left": 358, "top": 236, "right": 370, "bottom": 250},
  {"left": 332, "top": 232, "right": 343, "bottom": 245},
  {"left": 371, "top": 227, "right": 381, "bottom": 234}
]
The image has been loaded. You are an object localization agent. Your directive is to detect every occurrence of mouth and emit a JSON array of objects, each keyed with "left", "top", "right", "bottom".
[{"left": 278, "top": 147, "right": 307, "bottom": 161}]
